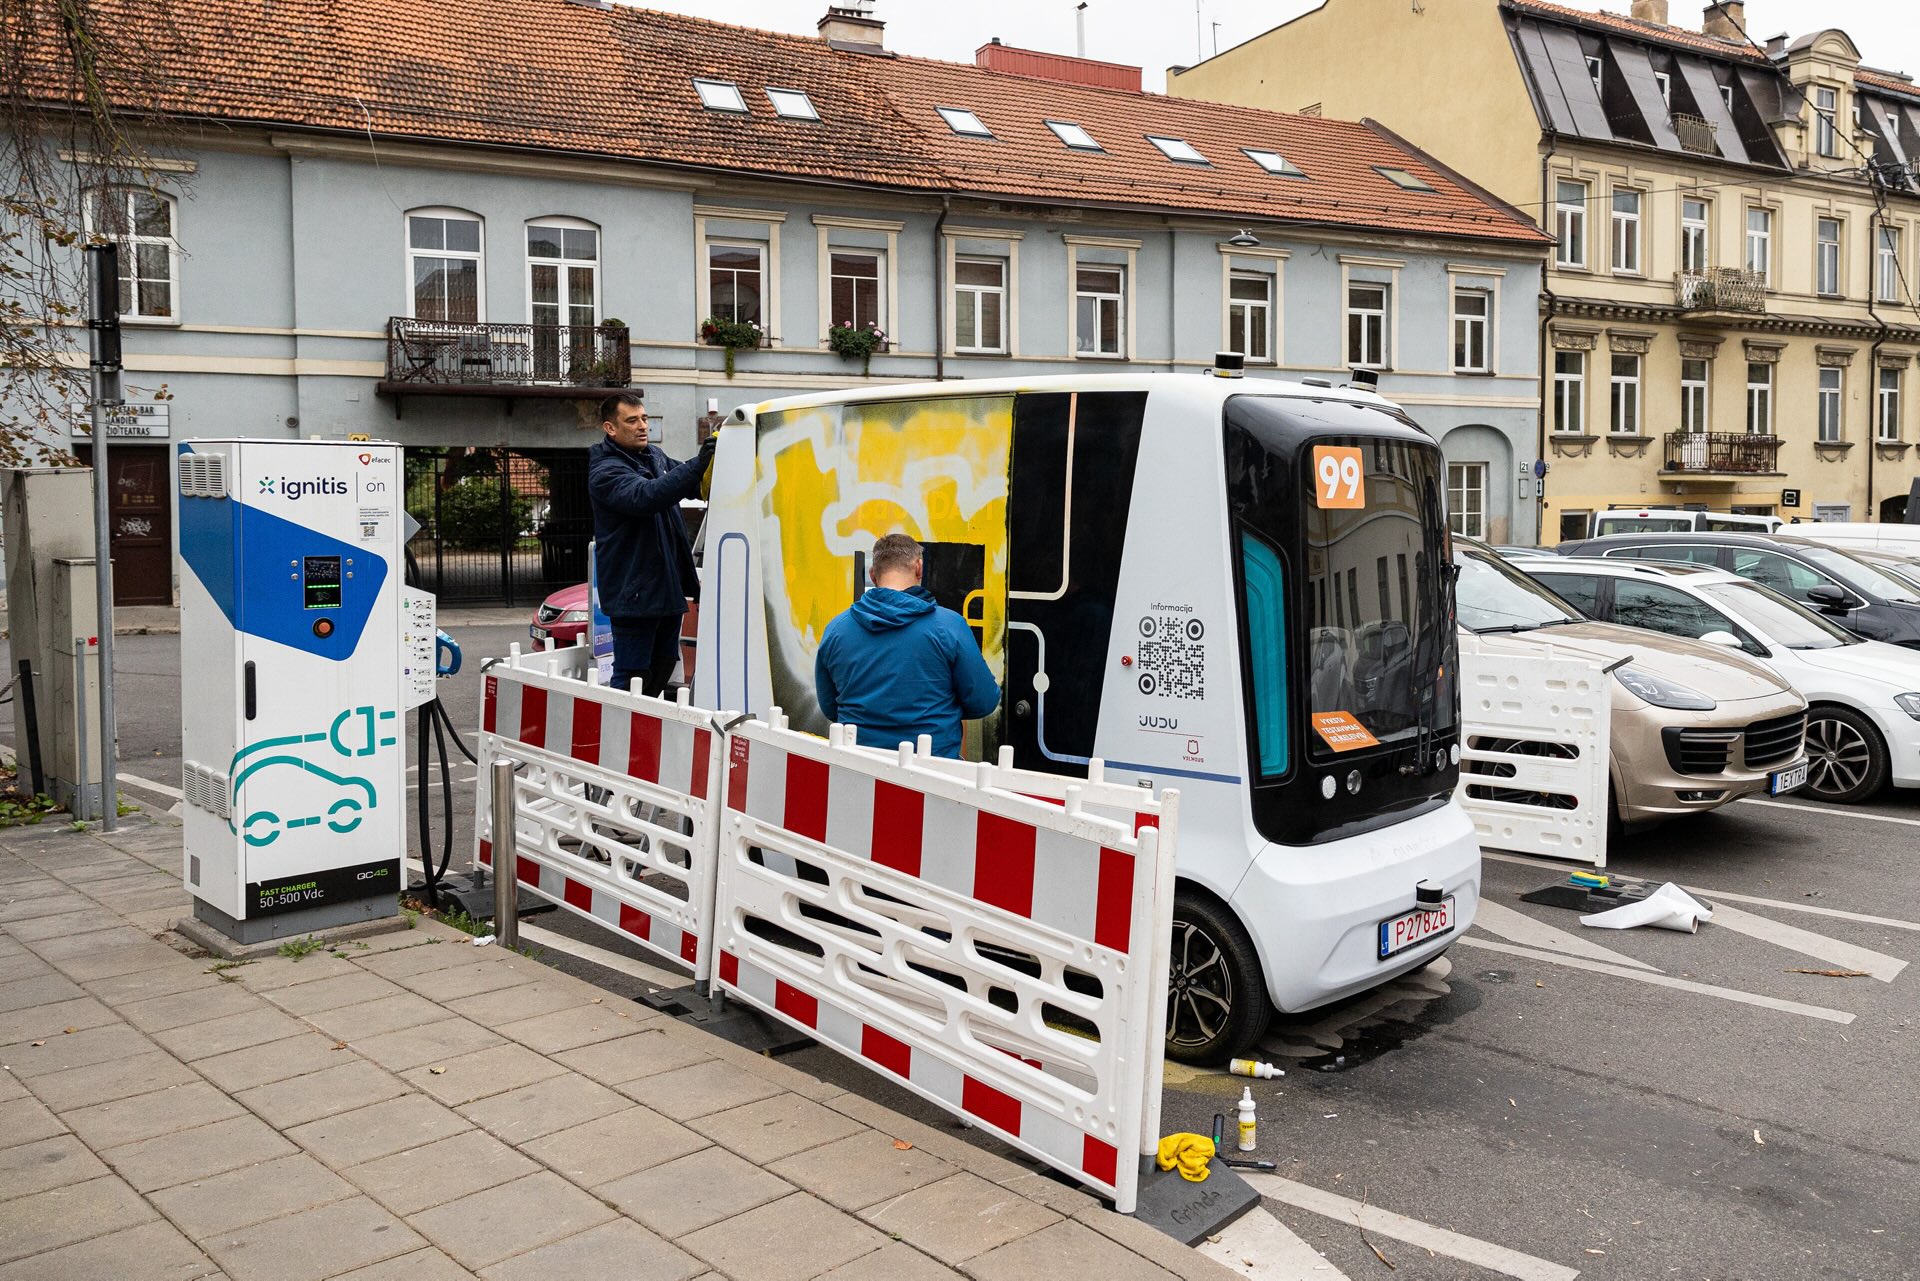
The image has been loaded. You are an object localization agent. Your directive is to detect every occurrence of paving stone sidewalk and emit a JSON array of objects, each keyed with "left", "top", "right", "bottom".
[{"left": 0, "top": 816, "right": 1234, "bottom": 1281}]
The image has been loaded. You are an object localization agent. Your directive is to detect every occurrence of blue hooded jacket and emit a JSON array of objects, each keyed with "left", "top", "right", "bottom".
[{"left": 815, "top": 586, "right": 1001, "bottom": 758}]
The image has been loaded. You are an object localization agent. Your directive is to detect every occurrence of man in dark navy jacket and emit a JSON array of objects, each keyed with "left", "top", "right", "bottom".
[{"left": 587, "top": 393, "right": 715, "bottom": 694}]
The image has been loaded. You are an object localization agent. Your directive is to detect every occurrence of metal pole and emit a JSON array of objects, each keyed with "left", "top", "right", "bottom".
[
  {"left": 71, "top": 640, "right": 90, "bottom": 821},
  {"left": 490, "top": 759, "right": 518, "bottom": 948},
  {"left": 17, "top": 661, "right": 44, "bottom": 798},
  {"left": 84, "top": 246, "right": 120, "bottom": 832}
]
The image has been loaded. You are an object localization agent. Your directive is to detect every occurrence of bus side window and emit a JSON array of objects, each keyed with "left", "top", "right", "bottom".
[{"left": 1240, "top": 532, "right": 1290, "bottom": 778}]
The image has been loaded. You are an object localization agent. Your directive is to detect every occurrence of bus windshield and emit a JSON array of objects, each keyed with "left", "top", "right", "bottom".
[
  {"left": 1595, "top": 514, "right": 1695, "bottom": 535},
  {"left": 1225, "top": 396, "right": 1457, "bottom": 845}
]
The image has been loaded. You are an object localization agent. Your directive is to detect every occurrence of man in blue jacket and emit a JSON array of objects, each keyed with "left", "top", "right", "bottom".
[
  {"left": 815, "top": 534, "right": 1001, "bottom": 758},
  {"left": 587, "top": 393, "right": 715, "bottom": 694}
]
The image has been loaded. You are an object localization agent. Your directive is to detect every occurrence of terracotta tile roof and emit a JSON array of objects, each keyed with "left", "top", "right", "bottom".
[
  {"left": 1857, "top": 70, "right": 1920, "bottom": 102},
  {"left": 16, "top": 0, "right": 1545, "bottom": 245},
  {"left": 1504, "top": 0, "right": 1764, "bottom": 60}
]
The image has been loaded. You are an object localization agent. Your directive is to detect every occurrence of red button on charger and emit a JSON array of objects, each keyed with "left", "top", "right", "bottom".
[{"left": 312, "top": 618, "right": 334, "bottom": 638}]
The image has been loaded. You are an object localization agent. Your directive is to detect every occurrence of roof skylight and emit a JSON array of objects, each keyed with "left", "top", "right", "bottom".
[
  {"left": 1244, "top": 149, "right": 1306, "bottom": 178},
  {"left": 1374, "top": 166, "right": 1437, "bottom": 192},
  {"left": 766, "top": 87, "right": 820, "bottom": 121},
  {"left": 937, "top": 107, "right": 994, "bottom": 138},
  {"left": 1146, "top": 135, "right": 1209, "bottom": 165},
  {"left": 1046, "top": 120, "right": 1103, "bottom": 151},
  {"left": 693, "top": 79, "right": 749, "bottom": 114}
]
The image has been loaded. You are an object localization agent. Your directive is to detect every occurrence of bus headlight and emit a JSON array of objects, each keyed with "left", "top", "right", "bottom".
[
  {"left": 1614, "top": 666, "right": 1716, "bottom": 711},
  {"left": 1895, "top": 693, "right": 1920, "bottom": 720}
]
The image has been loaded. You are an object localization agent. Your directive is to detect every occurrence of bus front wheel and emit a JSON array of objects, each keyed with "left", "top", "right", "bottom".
[{"left": 1166, "top": 891, "right": 1269, "bottom": 1065}]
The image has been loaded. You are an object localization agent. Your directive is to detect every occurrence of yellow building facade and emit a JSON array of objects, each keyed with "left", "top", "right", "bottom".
[{"left": 1173, "top": 0, "right": 1920, "bottom": 540}]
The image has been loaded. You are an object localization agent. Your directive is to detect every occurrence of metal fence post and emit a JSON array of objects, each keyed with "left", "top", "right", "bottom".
[{"left": 490, "top": 758, "right": 518, "bottom": 948}]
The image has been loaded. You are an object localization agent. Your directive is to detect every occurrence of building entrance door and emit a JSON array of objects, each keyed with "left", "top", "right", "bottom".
[{"left": 75, "top": 443, "right": 173, "bottom": 606}]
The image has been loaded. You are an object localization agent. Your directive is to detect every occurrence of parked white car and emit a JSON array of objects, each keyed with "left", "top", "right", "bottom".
[
  {"left": 1781, "top": 522, "right": 1920, "bottom": 556},
  {"left": 1522, "top": 557, "right": 1920, "bottom": 804}
]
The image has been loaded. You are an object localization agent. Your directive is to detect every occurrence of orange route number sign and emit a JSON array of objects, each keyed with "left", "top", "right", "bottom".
[
  {"left": 1311, "top": 711, "right": 1379, "bottom": 753},
  {"left": 1313, "top": 446, "right": 1365, "bottom": 509}
]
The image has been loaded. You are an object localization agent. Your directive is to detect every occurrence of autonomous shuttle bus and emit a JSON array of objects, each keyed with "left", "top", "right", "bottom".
[{"left": 693, "top": 372, "right": 1478, "bottom": 1061}]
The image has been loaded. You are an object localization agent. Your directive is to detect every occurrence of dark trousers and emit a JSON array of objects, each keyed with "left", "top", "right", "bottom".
[{"left": 610, "top": 616, "right": 683, "bottom": 696}]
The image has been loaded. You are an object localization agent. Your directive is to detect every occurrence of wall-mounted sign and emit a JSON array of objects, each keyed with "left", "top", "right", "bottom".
[
  {"left": 74, "top": 403, "right": 171, "bottom": 439},
  {"left": 1782, "top": 488, "right": 1802, "bottom": 509}
]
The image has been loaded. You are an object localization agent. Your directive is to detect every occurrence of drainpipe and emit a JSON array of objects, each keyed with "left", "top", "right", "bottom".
[
  {"left": 1866, "top": 214, "right": 1890, "bottom": 523},
  {"left": 933, "top": 196, "right": 951, "bottom": 382},
  {"left": 1167, "top": 219, "right": 1179, "bottom": 373},
  {"left": 1536, "top": 137, "right": 1559, "bottom": 545}
]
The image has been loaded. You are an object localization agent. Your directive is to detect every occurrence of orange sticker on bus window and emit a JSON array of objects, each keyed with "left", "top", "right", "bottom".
[
  {"left": 1311, "top": 711, "right": 1379, "bottom": 752},
  {"left": 1313, "top": 446, "right": 1365, "bottom": 509}
]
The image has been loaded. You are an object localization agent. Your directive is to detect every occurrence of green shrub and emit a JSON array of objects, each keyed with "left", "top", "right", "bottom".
[{"left": 437, "top": 475, "right": 537, "bottom": 549}]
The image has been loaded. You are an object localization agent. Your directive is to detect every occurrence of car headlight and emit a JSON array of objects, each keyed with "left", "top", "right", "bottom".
[
  {"left": 1614, "top": 665, "right": 1716, "bottom": 711},
  {"left": 558, "top": 610, "right": 590, "bottom": 623},
  {"left": 1896, "top": 693, "right": 1920, "bottom": 720}
]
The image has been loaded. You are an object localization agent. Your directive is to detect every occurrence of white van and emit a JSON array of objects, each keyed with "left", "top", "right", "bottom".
[
  {"left": 693, "top": 371, "right": 1479, "bottom": 1062},
  {"left": 1590, "top": 509, "right": 1783, "bottom": 538},
  {"left": 1779, "top": 521, "right": 1920, "bottom": 555}
]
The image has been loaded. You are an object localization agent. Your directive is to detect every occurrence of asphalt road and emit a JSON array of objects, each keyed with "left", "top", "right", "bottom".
[{"left": 19, "top": 620, "right": 1920, "bottom": 1281}]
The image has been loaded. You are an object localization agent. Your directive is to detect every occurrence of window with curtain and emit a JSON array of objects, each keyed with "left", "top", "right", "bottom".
[
  {"left": 1228, "top": 271, "right": 1272, "bottom": 363},
  {"left": 1075, "top": 264, "right": 1125, "bottom": 357}
]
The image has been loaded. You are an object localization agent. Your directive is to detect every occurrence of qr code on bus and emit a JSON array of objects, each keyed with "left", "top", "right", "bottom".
[{"left": 1136, "top": 614, "right": 1206, "bottom": 700}]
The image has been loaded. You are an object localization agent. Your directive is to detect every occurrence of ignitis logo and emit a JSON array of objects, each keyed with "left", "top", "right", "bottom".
[{"left": 257, "top": 476, "right": 349, "bottom": 500}]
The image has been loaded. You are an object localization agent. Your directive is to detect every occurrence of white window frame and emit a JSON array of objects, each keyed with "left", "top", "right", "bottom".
[
  {"left": 953, "top": 256, "right": 1008, "bottom": 355},
  {"left": 1611, "top": 188, "right": 1642, "bottom": 274},
  {"left": 694, "top": 205, "right": 786, "bottom": 345},
  {"left": 693, "top": 78, "right": 749, "bottom": 114},
  {"left": 1880, "top": 366, "right": 1904, "bottom": 442},
  {"left": 1555, "top": 180, "right": 1588, "bottom": 269},
  {"left": 524, "top": 217, "right": 601, "bottom": 330},
  {"left": 1655, "top": 71, "right": 1672, "bottom": 106},
  {"left": 1227, "top": 270, "right": 1274, "bottom": 365},
  {"left": 403, "top": 206, "right": 485, "bottom": 325},
  {"left": 1452, "top": 286, "right": 1491, "bottom": 373},
  {"left": 944, "top": 225, "right": 1023, "bottom": 357},
  {"left": 1553, "top": 349, "right": 1586, "bottom": 435},
  {"left": 826, "top": 248, "right": 886, "bottom": 334},
  {"left": 1065, "top": 235, "right": 1138, "bottom": 361},
  {"left": 1746, "top": 361, "right": 1774, "bottom": 436},
  {"left": 1447, "top": 462, "right": 1487, "bottom": 540},
  {"left": 1682, "top": 358, "right": 1710, "bottom": 434},
  {"left": 1045, "top": 120, "right": 1102, "bottom": 151},
  {"left": 707, "top": 240, "right": 767, "bottom": 327},
  {"left": 85, "top": 186, "right": 182, "bottom": 324},
  {"left": 1878, "top": 224, "right": 1903, "bottom": 303},
  {"left": 1146, "top": 135, "right": 1209, "bottom": 165},
  {"left": 1681, "top": 198, "right": 1710, "bottom": 275},
  {"left": 1746, "top": 207, "right": 1773, "bottom": 285},
  {"left": 812, "top": 215, "right": 901, "bottom": 348},
  {"left": 937, "top": 106, "right": 992, "bottom": 138},
  {"left": 1585, "top": 55, "right": 1604, "bottom": 96},
  {"left": 1346, "top": 282, "right": 1389, "bottom": 369},
  {"left": 1818, "top": 366, "right": 1844, "bottom": 443},
  {"left": 1074, "top": 264, "right": 1127, "bottom": 359},
  {"left": 1817, "top": 217, "right": 1843, "bottom": 296},
  {"left": 766, "top": 86, "right": 819, "bottom": 121},
  {"left": 1609, "top": 353, "right": 1641, "bottom": 437},
  {"left": 1721, "top": 84, "right": 1736, "bottom": 111},
  {"left": 1244, "top": 149, "right": 1306, "bottom": 178},
  {"left": 1815, "top": 85, "right": 1839, "bottom": 158}
]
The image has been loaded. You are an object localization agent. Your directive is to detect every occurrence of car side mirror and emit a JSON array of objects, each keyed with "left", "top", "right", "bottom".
[
  {"left": 1806, "top": 584, "right": 1852, "bottom": 612},
  {"left": 1699, "top": 630, "right": 1743, "bottom": 648}
]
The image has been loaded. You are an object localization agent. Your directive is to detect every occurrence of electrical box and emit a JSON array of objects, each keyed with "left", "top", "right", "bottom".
[{"left": 176, "top": 439, "right": 434, "bottom": 943}]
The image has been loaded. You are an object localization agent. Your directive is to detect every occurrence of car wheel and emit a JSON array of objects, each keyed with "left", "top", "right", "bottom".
[
  {"left": 1166, "top": 890, "right": 1269, "bottom": 1065},
  {"left": 1803, "top": 707, "right": 1888, "bottom": 804}
]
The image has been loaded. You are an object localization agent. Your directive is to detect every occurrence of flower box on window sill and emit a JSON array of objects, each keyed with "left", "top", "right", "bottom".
[{"left": 699, "top": 316, "right": 765, "bottom": 378}]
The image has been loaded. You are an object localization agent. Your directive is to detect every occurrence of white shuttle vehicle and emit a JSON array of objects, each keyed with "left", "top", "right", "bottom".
[{"left": 692, "top": 368, "right": 1477, "bottom": 1061}]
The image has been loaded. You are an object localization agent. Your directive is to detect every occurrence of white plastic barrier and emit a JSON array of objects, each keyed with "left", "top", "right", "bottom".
[
  {"left": 476, "top": 646, "right": 729, "bottom": 981},
  {"left": 713, "top": 716, "right": 1177, "bottom": 1213},
  {"left": 1456, "top": 648, "right": 1612, "bottom": 866}
]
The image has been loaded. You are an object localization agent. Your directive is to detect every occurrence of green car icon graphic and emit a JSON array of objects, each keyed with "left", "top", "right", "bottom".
[{"left": 228, "top": 706, "right": 395, "bottom": 847}]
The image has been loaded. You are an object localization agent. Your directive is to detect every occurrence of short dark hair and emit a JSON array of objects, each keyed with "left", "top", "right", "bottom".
[
  {"left": 870, "top": 533, "right": 921, "bottom": 580},
  {"left": 599, "top": 392, "right": 645, "bottom": 425}
]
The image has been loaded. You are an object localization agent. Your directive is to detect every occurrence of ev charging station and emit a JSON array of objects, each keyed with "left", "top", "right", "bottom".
[{"left": 176, "top": 439, "right": 436, "bottom": 945}]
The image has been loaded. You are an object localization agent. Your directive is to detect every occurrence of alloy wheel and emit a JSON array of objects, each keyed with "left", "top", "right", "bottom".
[
  {"left": 1167, "top": 918, "right": 1234, "bottom": 1051},
  {"left": 1806, "top": 715, "right": 1871, "bottom": 798}
]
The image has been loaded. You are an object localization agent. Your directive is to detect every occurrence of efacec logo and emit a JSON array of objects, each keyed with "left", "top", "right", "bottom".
[{"left": 257, "top": 476, "right": 349, "bottom": 500}]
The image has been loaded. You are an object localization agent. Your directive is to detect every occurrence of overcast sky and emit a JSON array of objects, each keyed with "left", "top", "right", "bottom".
[{"left": 659, "top": 1, "right": 1919, "bottom": 93}]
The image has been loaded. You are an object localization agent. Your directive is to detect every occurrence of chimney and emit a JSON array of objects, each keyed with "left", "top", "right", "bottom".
[
  {"left": 1702, "top": 1, "right": 1745, "bottom": 41},
  {"left": 819, "top": 2, "right": 885, "bottom": 53},
  {"left": 1630, "top": 0, "right": 1669, "bottom": 24},
  {"left": 974, "top": 41, "right": 1143, "bottom": 92}
]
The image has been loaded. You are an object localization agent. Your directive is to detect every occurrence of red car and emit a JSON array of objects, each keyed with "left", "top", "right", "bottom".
[{"left": 528, "top": 583, "right": 700, "bottom": 683}]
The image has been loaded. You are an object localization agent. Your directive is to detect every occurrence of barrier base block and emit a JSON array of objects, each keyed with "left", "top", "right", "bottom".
[
  {"left": 641, "top": 985, "right": 816, "bottom": 1055},
  {"left": 413, "top": 872, "right": 556, "bottom": 926},
  {"left": 1130, "top": 1158, "right": 1262, "bottom": 1245}
]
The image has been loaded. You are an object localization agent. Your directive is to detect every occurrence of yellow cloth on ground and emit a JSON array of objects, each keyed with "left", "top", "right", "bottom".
[{"left": 1156, "top": 1133, "right": 1215, "bottom": 1182}]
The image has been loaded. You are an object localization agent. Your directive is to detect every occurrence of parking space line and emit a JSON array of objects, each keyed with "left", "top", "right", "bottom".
[
  {"left": 1456, "top": 936, "right": 1856, "bottom": 1024},
  {"left": 1197, "top": 1206, "right": 1352, "bottom": 1280},
  {"left": 1738, "top": 797, "right": 1920, "bottom": 828},
  {"left": 1704, "top": 903, "right": 1907, "bottom": 982},
  {"left": 117, "top": 772, "right": 183, "bottom": 801},
  {"left": 1240, "top": 1172, "right": 1580, "bottom": 1281},
  {"left": 1678, "top": 886, "right": 1920, "bottom": 934},
  {"left": 1472, "top": 900, "right": 1658, "bottom": 971}
]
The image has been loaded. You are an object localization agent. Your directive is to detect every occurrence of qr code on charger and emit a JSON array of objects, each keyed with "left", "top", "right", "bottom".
[{"left": 1136, "top": 614, "right": 1206, "bottom": 700}]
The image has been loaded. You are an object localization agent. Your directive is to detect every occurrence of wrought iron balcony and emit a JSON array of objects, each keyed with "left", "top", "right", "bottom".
[
  {"left": 380, "top": 319, "right": 632, "bottom": 399},
  {"left": 1675, "top": 268, "right": 1767, "bottom": 315},
  {"left": 1664, "top": 431, "right": 1782, "bottom": 475},
  {"left": 1671, "top": 112, "right": 1719, "bottom": 155}
]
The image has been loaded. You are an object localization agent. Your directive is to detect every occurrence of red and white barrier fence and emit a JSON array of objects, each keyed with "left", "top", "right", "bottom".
[
  {"left": 476, "top": 647, "right": 729, "bottom": 983},
  {"left": 713, "top": 714, "right": 1177, "bottom": 1213}
]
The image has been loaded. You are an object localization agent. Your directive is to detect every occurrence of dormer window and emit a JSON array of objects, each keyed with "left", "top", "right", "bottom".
[
  {"left": 937, "top": 107, "right": 993, "bottom": 138},
  {"left": 1654, "top": 71, "right": 1671, "bottom": 107},
  {"left": 1146, "top": 135, "right": 1209, "bottom": 165},
  {"left": 1721, "top": 83, "right": 1735, "bottom": 111},
  {"left": 766, "top": 87, "right": 819, "bottom": 121},
  {"left": 1586, "top": 55, "right": 1603, "bottom": 95},
  {"left": 693, "top": 79, "right": 749, "bottom": 113}
]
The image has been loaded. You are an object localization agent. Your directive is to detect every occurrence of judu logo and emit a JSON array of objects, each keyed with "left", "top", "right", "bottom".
[{"left": 258, "top": 476, "right": 348, "bottom": 500}]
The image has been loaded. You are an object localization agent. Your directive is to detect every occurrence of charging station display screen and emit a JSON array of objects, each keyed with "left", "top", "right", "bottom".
[{"left": 302, "top": 556, "right": 342, "bottom": 609}]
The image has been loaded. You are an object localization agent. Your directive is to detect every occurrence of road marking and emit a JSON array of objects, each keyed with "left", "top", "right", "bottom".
[
  {"left": 1703, "top": 902, "right": 1907, "bottom": 982},
  {"left": 517, "top": 922, "right": 689, "bottom": 988},
  {"left": 1471, "top": 900, "right": 1657, "bottom": 971},
  {"left": 1738, "top": 797, "right": 1920, "bottom": 828},
  {"left": 1457, "top": 937, "right": 1855, "bottom": 1024},
  {"left": 1197, "top": 1206, "right": 1351, "bottom": 1280},
  {"left": 1241, "top": 1173, "right": 1580, "bottom": 1281},
  {"left": 117, "top": 772, "right": 183, "bottom": 801},
  {"left": 1679, "top": 886, "right": 1920, "bottom": 934}
]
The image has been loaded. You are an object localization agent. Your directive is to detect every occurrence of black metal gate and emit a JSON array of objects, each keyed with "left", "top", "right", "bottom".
[{"left": 404, "top": 448, "right": 592, "bottom": 606}]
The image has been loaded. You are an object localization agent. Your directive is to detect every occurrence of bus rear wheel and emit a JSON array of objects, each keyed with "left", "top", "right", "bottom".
[{"left": 1166, "top": 891, "right": 1269, "bottom": 1065}]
